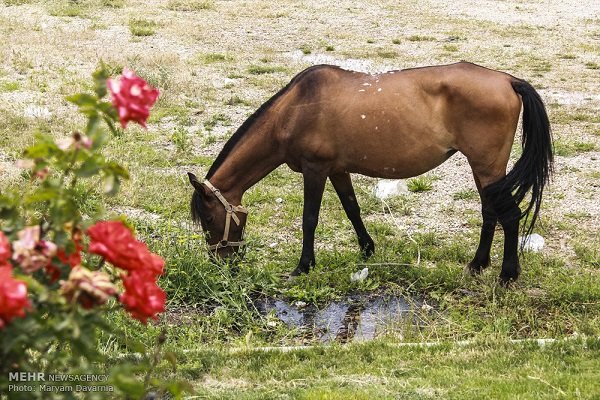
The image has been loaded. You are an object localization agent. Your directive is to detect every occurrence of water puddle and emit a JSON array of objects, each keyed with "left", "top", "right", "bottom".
[{"left": 258, "top": 294, "right": 426, "bottom": 343}]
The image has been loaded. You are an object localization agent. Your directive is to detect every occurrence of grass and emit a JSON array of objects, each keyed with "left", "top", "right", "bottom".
[
  {"left": 47, "top": 0, "right": 84, "bottom": 17},
  {"left": 585, "top": 62, "right": 600, "bottom": 70},
  {"left": 407, "top": 176, "right": 434, "bottom": 192},
  {"left": 554, "top": 140, "right": 596, "bottom": 157},
  {"left": 407, "top": 34, "right": 436, "bottom": 42},
  {"left": 167, "top": 0, "right": 214, "bottom": 11},
  {"left": 137, "top": 338, "right": 600, "bottom": 399},
  {"left": 101, "top": 0, "right": 125, "bottom": 7},
  {"left": 453, "top": 189, "right": 478, "bottom": 201},
  {"left": 0, "top": 80, "right": 19, "bottom": 92},
  {"left": 201, "top": 53, "right": 233, "bottom": 64},
  {"left": 204, "top": 113, "right": 231, "bottom": 131},
  {"left": 299, "top": 44, "right": 312, "bottom": 55},
  {"left": 129, "top": 18, "right": 158, "bottom": 36},
  {"left": 2, "top": 0, "right": 600, "bottom": 396},
  {"left": 247, "top": 64, "right": 287, "bottom": 75}
]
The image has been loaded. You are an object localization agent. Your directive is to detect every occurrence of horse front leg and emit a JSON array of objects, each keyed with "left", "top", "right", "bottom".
[
  {"left": 290, "top": 164, "right": 328, "bottom": 276},
  {"left": 329, "top": 172, "right": 374, "bottom": 258}
]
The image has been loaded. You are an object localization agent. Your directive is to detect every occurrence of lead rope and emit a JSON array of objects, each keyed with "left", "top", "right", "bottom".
[{"left": 203, "top": 180, "right": 248, "bottom": 251}]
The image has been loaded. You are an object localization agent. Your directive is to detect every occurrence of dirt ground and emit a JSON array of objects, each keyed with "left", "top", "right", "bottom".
[{"left": 0, "top": 0, "right": 599, "bottom": 261}]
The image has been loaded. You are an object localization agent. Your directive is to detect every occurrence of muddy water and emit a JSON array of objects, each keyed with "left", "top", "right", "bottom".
[{"left": 258, "top": 295, "right": 424, "bottom": 342}]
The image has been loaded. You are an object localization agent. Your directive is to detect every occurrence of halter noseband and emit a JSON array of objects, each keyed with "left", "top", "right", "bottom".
[{"left": 203, "top": 180, "right": 248, "bottom": 251}]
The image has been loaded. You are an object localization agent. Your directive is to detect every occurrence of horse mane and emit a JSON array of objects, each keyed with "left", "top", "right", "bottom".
[{"left": 205, "top": 64, "right": 335, "bottom": 179}]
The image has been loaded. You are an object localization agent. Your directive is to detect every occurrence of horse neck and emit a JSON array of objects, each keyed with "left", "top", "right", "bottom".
[{"left": 208, "top": 118, "right": 282, "bottom": 204}]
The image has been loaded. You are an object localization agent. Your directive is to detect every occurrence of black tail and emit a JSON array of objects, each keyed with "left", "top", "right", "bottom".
[{"left": 487, "top": 79, "right": 554, "bottom": 240}]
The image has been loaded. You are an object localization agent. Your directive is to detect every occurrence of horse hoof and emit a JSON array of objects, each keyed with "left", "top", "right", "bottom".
[
  {"left": 498, "top": 275, "right": 518, "bottom": 287},
  {"left": 465, "top": 262, "right": 483, "bottom": 276},
  {"left": 290, "top": 266, "right": 309, "bottom": 277},
  {"left": 359, "top": 240, "right": 375, "bottom": 260}
]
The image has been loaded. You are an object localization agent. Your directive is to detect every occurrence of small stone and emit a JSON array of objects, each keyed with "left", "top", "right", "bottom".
[
  {"left": 294, "top": 301, "right": 307, "bottom": 308},
  {"left": 374, "top": 179, "right": 408, "bottom": 199},
  {"left": 24, "top": 106, "right": 51, "bottom": 120},
  {"left": 350, "top": 267, "right": 369, "bottom": 282},
  {"left": 269, "top": 242, "right": 278, "bottom": 248},
  {"left": 520, "top": 233, "right": 545, "bottom": 252},
  {"left": 275, "top": 197, "right": 283, "bottom": 203},
  {"left": 266, "top": 320, "right": 277, "bottom": 327},
  {"left": 421, "top": 303, "right": 433, "bottom": 312}
]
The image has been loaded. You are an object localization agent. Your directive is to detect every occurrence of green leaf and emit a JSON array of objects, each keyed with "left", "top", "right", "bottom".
[
  {"left": 66, "top": 93, "right": 97, "bottom": 107},
  {"left": 24, "top": 186, "right": 60, "bottom": 205},
  {"left": 93, "top": 63, "right": 110, "bottom": 98},
  {"left": 86, "top": 115, "right": 100, "bottom": 137},
  {"left": 75, "top": 157, "right": 101, "bottom": 178},
  {"left": 103, "top": 174, "right": 120, "bottom": 195},
  {"left": 164, "top": 351, "right": 178, "bottom": 370},
  {"left": 105, "top": 161, "right": 129, "bottom": 179}
]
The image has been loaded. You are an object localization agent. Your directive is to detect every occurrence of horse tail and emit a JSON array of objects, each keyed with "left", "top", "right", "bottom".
[{"left": 487, "top": 79, "right": 554, "bottom": 240}]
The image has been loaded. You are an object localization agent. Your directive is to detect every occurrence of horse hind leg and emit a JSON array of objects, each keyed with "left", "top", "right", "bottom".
[
  {"left": 467, "top": 175, "right": 498, "bottom": 274},
  {"left": 484, "top": 182, "right": 521, "bottom": 285},
  {"left": 329, "top": 172, "right": 375, "bottom": 258}
]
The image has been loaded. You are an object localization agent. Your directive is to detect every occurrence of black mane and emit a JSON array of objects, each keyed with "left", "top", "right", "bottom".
[{"left": 205, "top": 65, "right": 332, "bottom": 179}]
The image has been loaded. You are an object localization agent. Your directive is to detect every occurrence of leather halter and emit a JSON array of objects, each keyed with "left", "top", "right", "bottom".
[{"left": 203, "top": 180, "right": 248, "bottom": 251}]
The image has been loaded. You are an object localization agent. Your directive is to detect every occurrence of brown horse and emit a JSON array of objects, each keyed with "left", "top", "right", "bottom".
[{"left": 188, "top": 61, "right": 553, "bottom": 284}]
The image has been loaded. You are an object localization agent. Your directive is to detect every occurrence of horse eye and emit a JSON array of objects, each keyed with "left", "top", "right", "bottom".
[{"left": 206, "top": 215, "right": 214, "bottom": 224}]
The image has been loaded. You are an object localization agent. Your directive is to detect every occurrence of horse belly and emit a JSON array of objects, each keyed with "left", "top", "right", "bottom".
[{"left": 343, "top": 142, "right": 450, "bottom": 178}]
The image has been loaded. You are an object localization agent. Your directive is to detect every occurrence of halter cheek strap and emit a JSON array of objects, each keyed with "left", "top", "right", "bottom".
[{"left": 203, "top": 180, "right": 248, "bottom": 251}]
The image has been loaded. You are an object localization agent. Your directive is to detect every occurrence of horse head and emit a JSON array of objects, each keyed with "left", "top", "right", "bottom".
[{"left": 188, "top": 172, "right": 248, "bottom": 260}]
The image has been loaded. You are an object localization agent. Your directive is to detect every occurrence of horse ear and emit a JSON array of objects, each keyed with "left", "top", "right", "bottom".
[{"left": 187, "top": 172, "right": 203, "bottom": 191}]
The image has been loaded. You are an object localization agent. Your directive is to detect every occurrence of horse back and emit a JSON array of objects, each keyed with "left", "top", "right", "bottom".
[{"left": 274, "top": 62, "right": 521, "bottom": 178}]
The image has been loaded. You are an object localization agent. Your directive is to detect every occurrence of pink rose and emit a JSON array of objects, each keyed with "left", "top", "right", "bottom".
[
  {"left": 119, "top": 270, "right": 166, "bottom": 324},
  {"left": 107, "top": 69, "right": 159, "bottom": 129},
  {"left": 87, "top": 221, "right": 164, "bottom": 276},
  {"left": 60, "top": 267, "right": 118, "bottom": 310},
  {"left": 0, "top": 232, "right": 11, "bottom": 265},
  {"left": 12, "top": 226, "right": 57, "bottom": 273},
  {"left": 0, "top": 265, "right": 30, "bottom": 329}
]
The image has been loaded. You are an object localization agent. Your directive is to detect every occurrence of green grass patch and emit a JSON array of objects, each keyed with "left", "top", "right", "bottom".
[
  {"left": 47, "top": 0, "right": 84, "bottom": 17},
  {"left": 225, "top": 95, "right": 251, "bottom": 106},
  {"left": 0, "top": 80, "right": 19, "bottom": 92},
  {"left": 204, "top": 113, "right": 231, "bottom": 131},
  {"left": 585, "top": 62, "right": 600, "bottom": 70},
  {"left": 119, "top": 338, "right": 600, "bottom": 399},
  {"left": 3, "top": 0, "right": 36, "bottom": 5},
  {"left": 167, "top": 0, "right": 214, "bottom": 11},
  {"left": 407, "top": 176, "right": 434, "bottom": 192},
  {"left": 453, "top": 189, "right": 478, "bottom": 201},
  {"left": 200, "top": 52, "right": 233, "bottom": 64},
  {"left": 407, "top": 34, "right": 436, "bottom": 42},
  {"left": 247, "top": 64, "right": 287, "bottom": 75},
  {"left": 554, "top": 140, "right": 596, "bottom": 157},
  {"left": 129, "top": 18, "right": 158, "bottom": 36},
  {"left": 299, "top": 44, "right": 312, "bottom": 55},
  {"left": 558, "top": 53, "right": 577, "bottom": 59},
  {"left": 101, "top": 0, "right": 125, "bottom": 8},
  {"left": 376, "top": 49, "right": 398, "bottom": 59}
]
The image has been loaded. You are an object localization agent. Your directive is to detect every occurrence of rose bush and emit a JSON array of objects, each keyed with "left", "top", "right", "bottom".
[{"left": 0, "top": 65, "right": 188, "bottom": 398}]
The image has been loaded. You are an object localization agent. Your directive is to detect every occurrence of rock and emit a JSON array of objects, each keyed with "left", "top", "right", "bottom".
[
  {"left": 275, "top": 197, "right": 283, "bottom": 204},
  {"left": 374, "top": 179, "right": 408, "bottom": 199},
  {"left": 24, "top": 106, "right": 51, "bottom": 120},
  {"left": 294, "top": 301, "right": 307, "bottom": 308},
  {"left": 520, "top": 233, "right": 545, "bottom": 252},
  {"left": 350, "top": 267, "right": 369, "bottom": 282}
]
